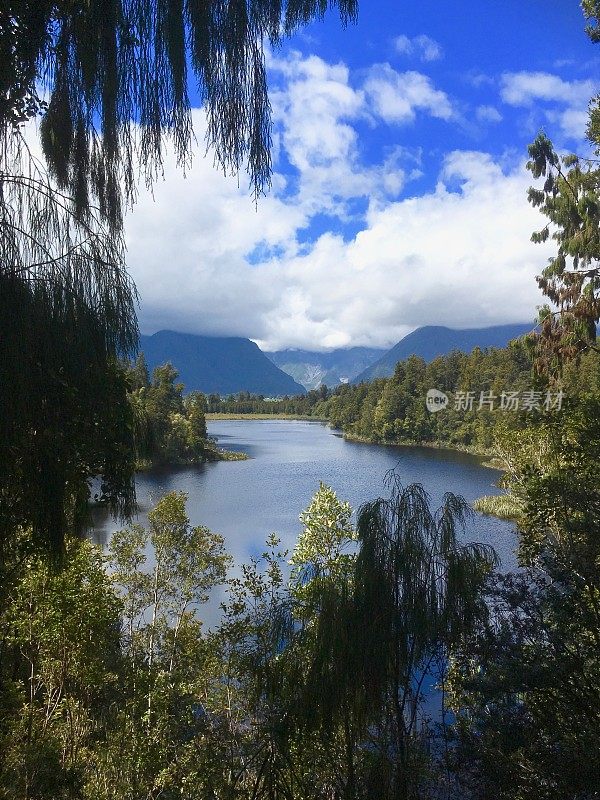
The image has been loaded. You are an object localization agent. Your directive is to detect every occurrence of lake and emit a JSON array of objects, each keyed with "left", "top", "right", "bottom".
[{"left": 92, "top": 419, "right": 516, "bottom": 570}]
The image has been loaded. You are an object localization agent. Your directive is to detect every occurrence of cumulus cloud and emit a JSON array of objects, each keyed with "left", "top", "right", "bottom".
[
  {"left": 500, "top": 71, "right": 594, "bottom": 107},
  {"left": 500, "top": 71, "right": 593, "bottom": 141},
  {"left": 364, "top": 64, "right": 454, "bottom": 124},
  {"left": 394, "top": 34, "right": 443, "bottom": 62},
  {"left": 120, "top": 51, "right": 558, "bottom": 352},
  {"left": 267, "top": 52, "right": 409, "bottom": 216},
  {"left": 126, "top": 131, "right": 550, "bottom": 351},
  {"left": 253, "top": 152, "right": 547, "bottom": 350}
]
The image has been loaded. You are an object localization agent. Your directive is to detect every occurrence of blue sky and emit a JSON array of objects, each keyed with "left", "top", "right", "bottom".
[{"left": 126, "top": 1, "right": 598, "bottom": 351}]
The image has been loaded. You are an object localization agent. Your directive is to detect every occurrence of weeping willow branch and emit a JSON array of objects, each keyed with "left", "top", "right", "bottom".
[
  {"left": 0, "top": 1, "right": 359, "bottom": 555},
  {"left": 0, "top": 129, "right": 138, "bottom": 557},
  {"left": 294, "top": 476, "right": 498, "bottom": 799},
  {"left": 2, "top": 0, "right": 359, "bottom": 231}
]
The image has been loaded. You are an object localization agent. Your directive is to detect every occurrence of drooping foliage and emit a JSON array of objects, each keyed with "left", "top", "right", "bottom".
[
  {"left": 0, "top": 133, "right": 139, "bottom": 556},
  {"left": 0, "top": 289, "right": 137, "bottom": 558},
  {"left": 2, "top": 0, "right": 358, "bottom": 222},
  {"left": 0, "top": 0, "right": 358, "bottom": 557},
  {"left": 295, "top": 476, "right": 497, "bottom": 800}
]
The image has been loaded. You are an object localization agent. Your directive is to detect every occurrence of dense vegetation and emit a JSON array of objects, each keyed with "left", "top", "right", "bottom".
[
  {"left": 3, "top": 398, "right": 600, "bottom": 799},
  {"left": 3, "top": 1, "right": 600, "bottom": 798},
  {"left": 0, "top": 484, "right": 499, "bottom": 799},
  {"left": 209, "top": 343, "right": 600, "bottom": 457},
  {"left": 126, "top": 354, "right": 243, "bottom": 468}
]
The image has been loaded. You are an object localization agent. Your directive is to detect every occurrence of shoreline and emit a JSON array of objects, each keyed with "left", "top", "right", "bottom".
[
  {"left": 207, "top": 415, "right": 503, "bottom": 470},
  {"left": 341, "top": 431, "right": 500, "bottom": 466}
]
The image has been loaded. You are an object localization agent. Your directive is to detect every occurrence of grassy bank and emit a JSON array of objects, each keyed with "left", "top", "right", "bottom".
[
  {"left": 473, "top": 493, "right": 523, "bottom": 521},
  {"left": 135, "top": 447, "right": 248, "bottom": 471},
  {"left": 207, "top": 448, "right": 249, "bottom": 461},
  {"left": 341, "top": 431, "right": 496, "bottom": 460}
]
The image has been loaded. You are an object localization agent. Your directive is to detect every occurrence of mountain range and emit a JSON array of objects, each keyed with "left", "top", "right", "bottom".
[
  {"left": 138, "top": 323, "right": 534, "bottom": 397},
  {"left": 266, "top": 347, "right": 386, "bottom": 390},
  {"left": 352, "top": 323, "right": 533, "bottom": 383},
  {"left": 140, "top": 331, "right": 305, "bottom": 396}
]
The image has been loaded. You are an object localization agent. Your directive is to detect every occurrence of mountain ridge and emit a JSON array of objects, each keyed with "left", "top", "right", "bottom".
[
  {"left": 353, "top": 323, "right": 534, "bottom": 383},
  {"left": 267, "top": 346, "right": 386, "bottom": 389},
  {"left": 140, "top": 330, "right": 305, "bottom": 396}
]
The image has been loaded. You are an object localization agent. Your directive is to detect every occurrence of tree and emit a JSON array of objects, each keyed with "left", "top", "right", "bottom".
[
  {"left": 128, "top": 363, "right": 213, "bottom": 465},
  {"left": 288, "top": 485, "right": 363, "bottom": 800},
  {"left": 218, "top": 533, "right": 300, "bottom": 799},
  {"left": 289, "top": 481, "right": 356, "bottom": 617},
  {"left": 2, "top": 0, "right": 358, "bottom": 222},
  {"left": 129, "top": 353, "right": 150, "bottom": 391},
  {"left": 102, "top": 491, "right": 231, "bottom": 798},
  {"left": 350, "top": 477, "right": 497, "bottom": 800},
  {"left": 450, "top": 398, "right": 600, "bottom": 799},
  {"left": 449, "top": 16, "right": 600, "bottom": 788},
  {"left": 524, "top": 3, "right": 600, "bottom": 376},
  {"left": 295, "top": 475, "right": 497, "bottom": 800},
  {"left": 0, "top": 539, "right": 123, "bottom": 798},
  {"left": 526, "top": 133, "right": 600, "bottom": 375},
  {"left": 0, "top": 0, "right": 359, "bottom": 557}
]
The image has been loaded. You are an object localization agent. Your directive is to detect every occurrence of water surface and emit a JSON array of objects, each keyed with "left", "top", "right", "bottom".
[{"left": 93, "top": 419, "right": 516, "bottom": 570}]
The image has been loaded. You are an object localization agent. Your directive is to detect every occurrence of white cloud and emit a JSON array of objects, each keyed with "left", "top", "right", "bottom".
[
  {"left": 254, "top": 152, "right": 546, "bottom": 350},
  {"left": 500, "top": 71, "right": 593, "bottom": 141},
  {"left": 500, "top": 71, "right": 594, "bottom": 107},
  {"left": 395, "top": 34, "right": 443, "bottom": 62},
  {"left": 476, "top": 105, "right": 502, "bottom": 124},
  {"left": 126, "top": 132, "right": 550, "bottom": 351},
  {"left": 464, "top": 70, "right": 495, "bottom": 88},
  {"left": 120, "top": 52, "right": 557, "bottom": 352},
  {"left": 364, "top": 64, "right": 454, "bottom": 124},
  {"left": 547, "top": 108, "right": 589, "bottom": 141},
  {"left": 268, "top": 53, "right": 410, "bottom": 216}
]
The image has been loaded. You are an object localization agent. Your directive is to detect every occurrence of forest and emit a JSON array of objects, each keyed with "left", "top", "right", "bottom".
[
  {"left": 125, "top": 355, "right": 246, "bottom": 468},
  {"left": 2, "top": 1, "right": 600, "bottom": 799},
  {"left": 207, "top": 342, "right": 600, "bottom": 454}
]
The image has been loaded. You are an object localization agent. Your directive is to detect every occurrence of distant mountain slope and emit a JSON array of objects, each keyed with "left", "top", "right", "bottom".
[
  {"left": 267, "top": 347, "right": 385, "bottom": 390},
  {"left": 353, "top": 324, "right": 533, "bottom": 383},
  {"left": 140, "top": 331, "right": 305, "bottom": 396}
]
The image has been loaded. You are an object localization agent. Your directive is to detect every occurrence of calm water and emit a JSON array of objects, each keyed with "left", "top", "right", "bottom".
[{"left": 92, "top": 419, "right": 516, "bottom": 570}]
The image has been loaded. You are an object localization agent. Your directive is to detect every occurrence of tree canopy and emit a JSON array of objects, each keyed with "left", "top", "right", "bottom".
[
  {"left": 2, "top": 0, "right": 358, "bottom": 223},
  {"left": 0, "top": 0, "right": 359, "bottom": 557}
]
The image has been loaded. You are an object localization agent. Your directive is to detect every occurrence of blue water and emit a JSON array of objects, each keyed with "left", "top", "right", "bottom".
[{"left": 92, "top": 419, "right": 516, "bottom": 570}]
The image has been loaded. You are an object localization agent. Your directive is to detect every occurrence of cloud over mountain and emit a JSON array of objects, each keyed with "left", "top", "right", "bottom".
[{"left": 124, "top": 46, "right": 589, "bottom": 352}]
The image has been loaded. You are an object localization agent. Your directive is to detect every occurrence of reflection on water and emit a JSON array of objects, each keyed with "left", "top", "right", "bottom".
[{"left": 92, "top": 419, "right": 516, "bottom": 571}]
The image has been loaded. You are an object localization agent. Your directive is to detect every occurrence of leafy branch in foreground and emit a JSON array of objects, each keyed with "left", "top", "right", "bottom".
[
  {"left": 526, "top": 133, "right": 600, "bottom": 375},
  {"left": 2, "top": 0, "right": 359, "bottom": 227}
]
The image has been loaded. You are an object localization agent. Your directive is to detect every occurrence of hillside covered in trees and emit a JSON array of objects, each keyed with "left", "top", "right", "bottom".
[{"left": 210, "top": 339, "right": 600, "bottom": 455}]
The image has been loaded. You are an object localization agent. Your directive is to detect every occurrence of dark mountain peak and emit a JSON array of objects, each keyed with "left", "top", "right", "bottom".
[
  {"left": 140, "top": 330, "right": 305, "bottom": 396},
  {"left": 353, "top": 323, "right": 534, "bottom": 383}
]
